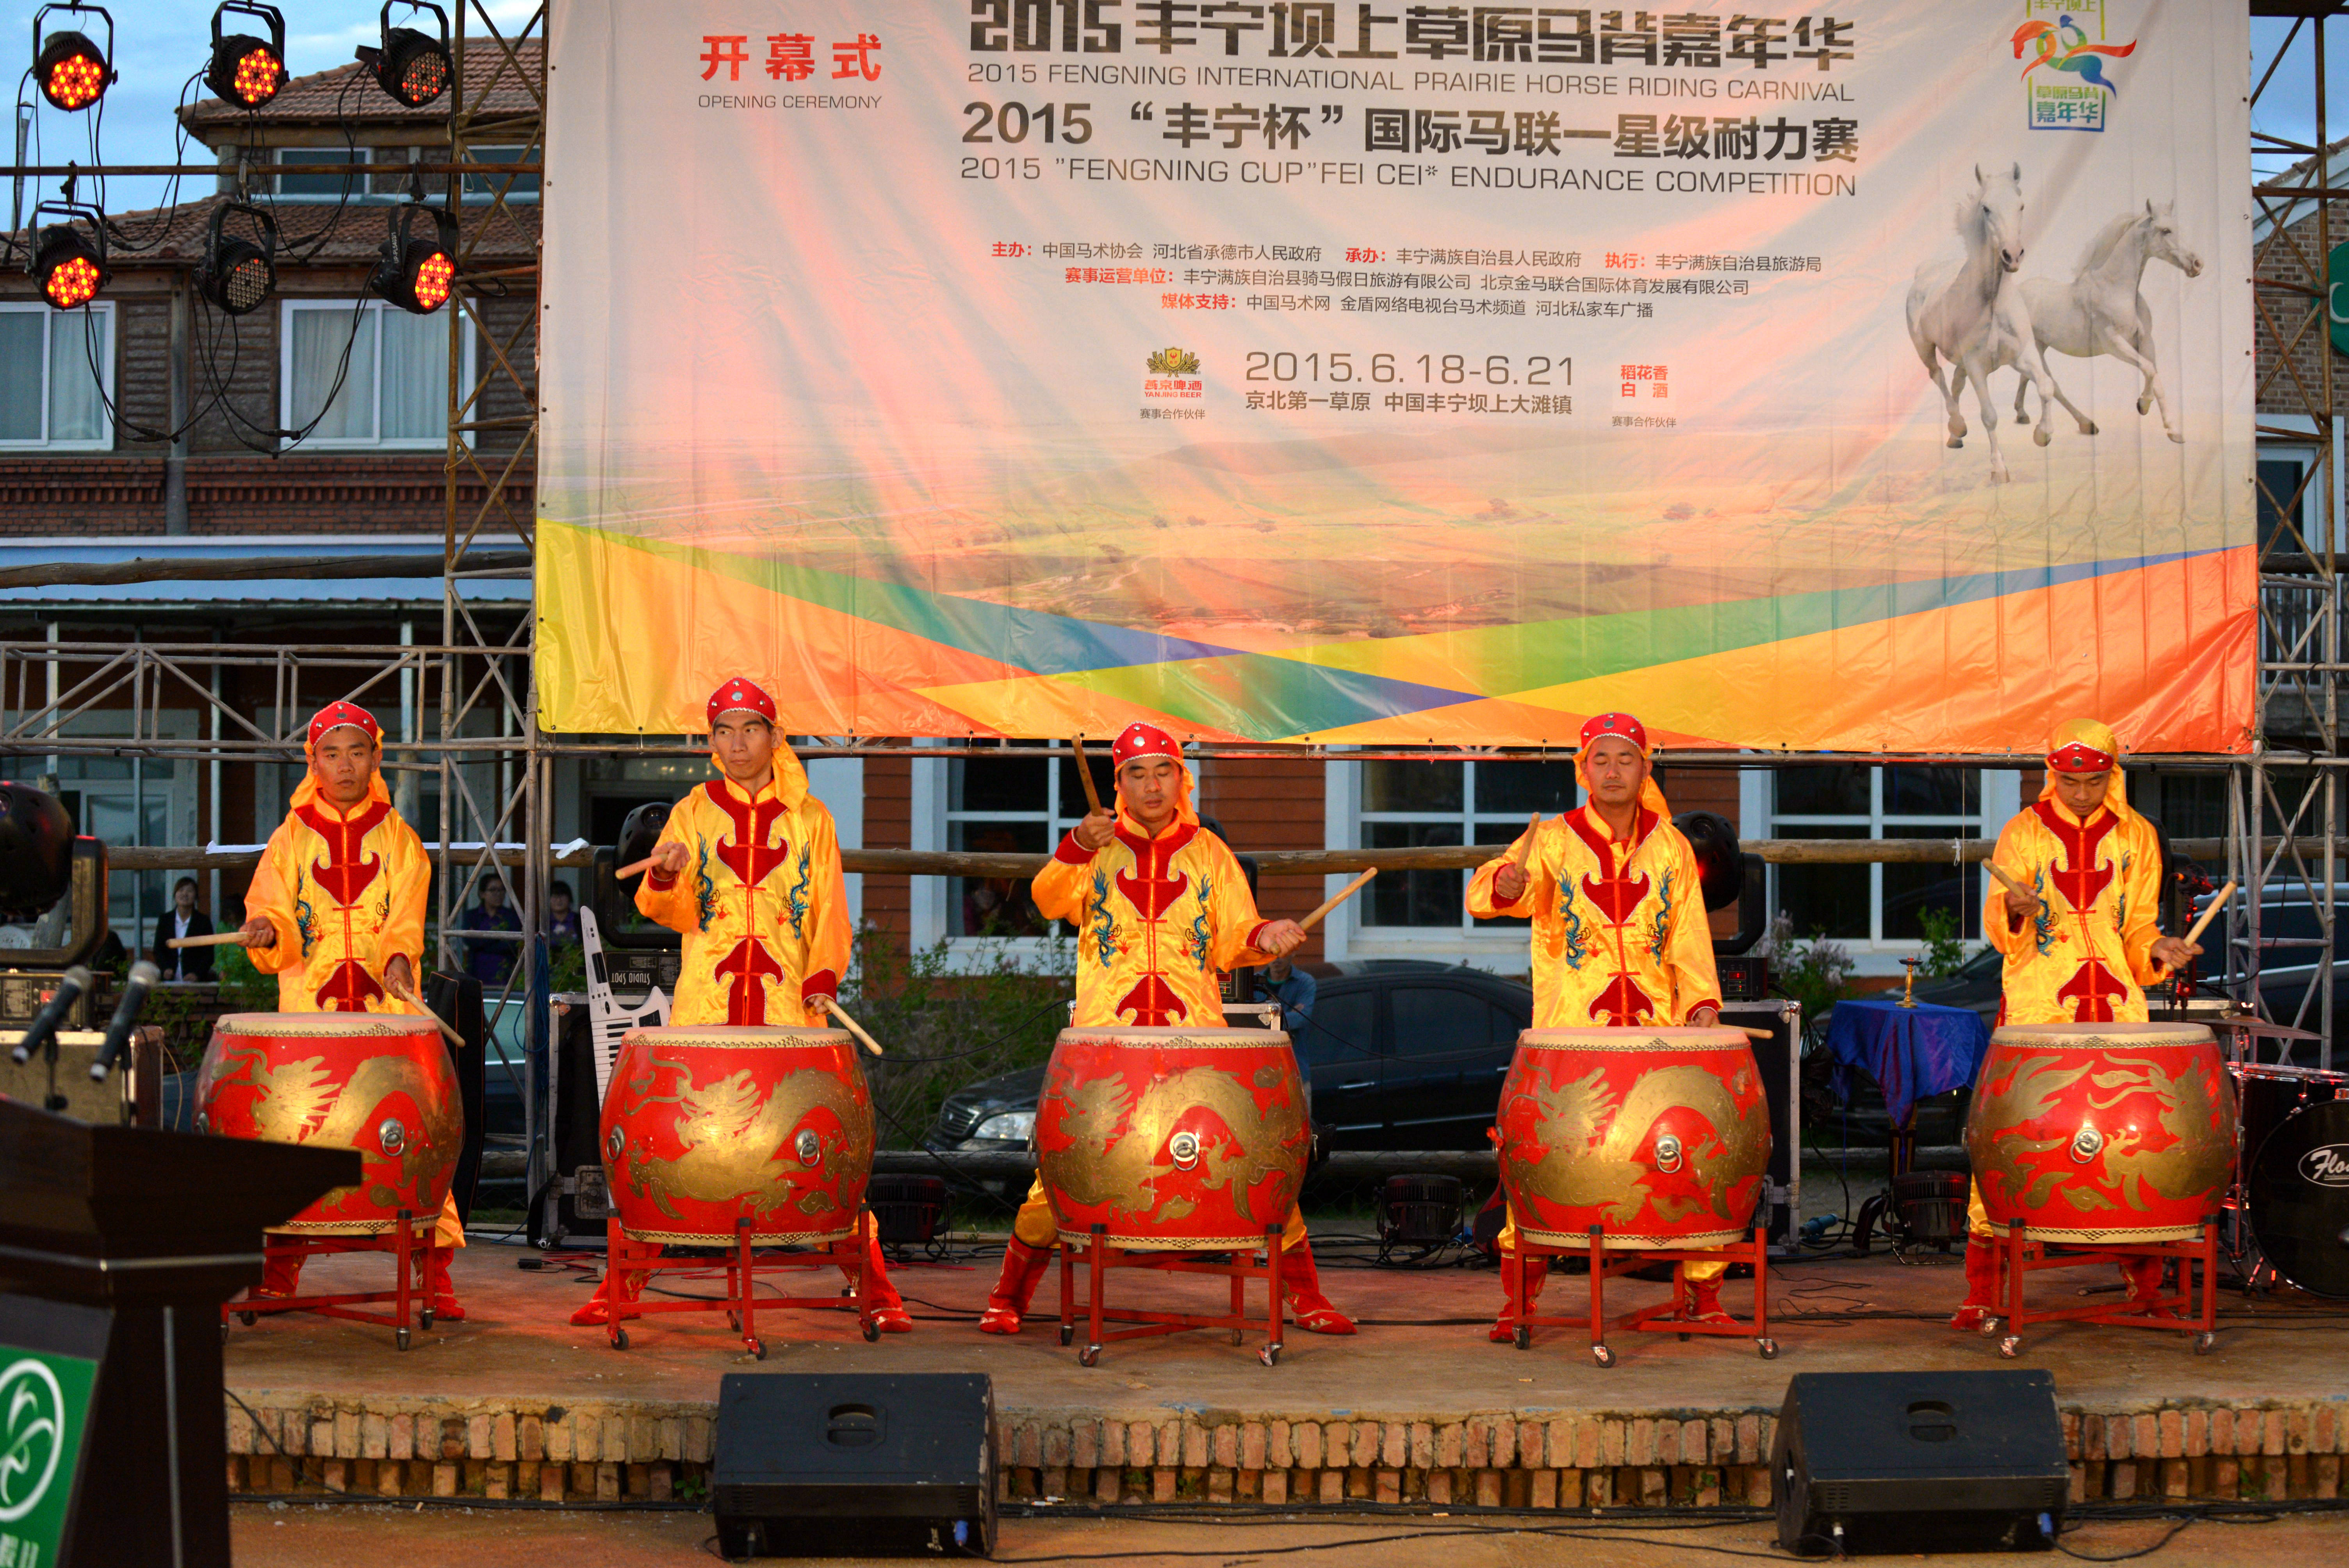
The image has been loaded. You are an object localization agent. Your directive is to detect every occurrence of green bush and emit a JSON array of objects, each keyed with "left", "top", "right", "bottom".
[
  {"left": 1763, "top": 912, "right": 1857, "bottom": 1026},
  {"left": 843, "top": 923, "right": 1072, "bottom": 1148},
  {"left": 1916, "top": 905, "right": 1972, "bottom": 978}
]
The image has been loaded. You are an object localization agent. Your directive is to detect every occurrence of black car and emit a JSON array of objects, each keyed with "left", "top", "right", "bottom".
[{"left": 924, "top": 960, "right": 1536, "bottom": 1155}]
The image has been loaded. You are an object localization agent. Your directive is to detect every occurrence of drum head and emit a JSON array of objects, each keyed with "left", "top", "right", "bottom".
[{"left": 2247, "top": 1098, "right": 2349, "bottom": 1299}]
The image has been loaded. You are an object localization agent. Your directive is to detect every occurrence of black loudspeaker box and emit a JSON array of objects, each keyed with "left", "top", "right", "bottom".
[
  {"left": 714, "top": 1372, "right": 997, "bottom": 1559},
  {"left": 1773, "top": 1370, "right": 2069, "bottom": 1556}
]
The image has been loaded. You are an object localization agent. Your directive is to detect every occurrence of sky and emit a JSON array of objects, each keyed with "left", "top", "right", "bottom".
[
  {"left": 5, "top": 6, "right": 2345, "bottom": 207},
  {"left": 10, "top": 1, "right": 540, "bottom": 216}
]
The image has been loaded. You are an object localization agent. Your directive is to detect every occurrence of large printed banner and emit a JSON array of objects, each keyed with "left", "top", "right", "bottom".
[{"left": 540, "top": 0, "right": 2255, "bottom": 751}]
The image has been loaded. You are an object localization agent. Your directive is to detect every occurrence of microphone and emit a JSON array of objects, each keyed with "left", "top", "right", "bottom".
[
  {"left": 92, "top": 960, "right": 160, "bottom": 1083},
  {"left": 11, "top": 964, "right": 91, "bottom": 1064}
]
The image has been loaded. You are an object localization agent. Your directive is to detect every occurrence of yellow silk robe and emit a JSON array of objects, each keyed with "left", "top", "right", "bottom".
[
  {"left": 1466, "top": 805, "right": 1723, "bottom": 1028},
  {"left": 1032, "top": 813, "right": 1276, "bottom": 1028},
  {"left": 245, "top": 774, "right": 428, "bottom": 1016},
  {"left": 636, "top": 757, "right": 851, "bottom": 1029},
  {"left": 1983, "top": 800, "right": 2167, "bottom": 1026}
]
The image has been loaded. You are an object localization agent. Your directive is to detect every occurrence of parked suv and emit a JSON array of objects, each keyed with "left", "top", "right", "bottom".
[{"left": 924, "top": 960, "right": 1536, "bottom": 1155}]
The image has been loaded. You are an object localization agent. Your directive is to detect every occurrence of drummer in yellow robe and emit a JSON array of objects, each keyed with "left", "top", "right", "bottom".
[
  {"left": 1466, "top": 711, "right": 1728, "bottom": 1338},
  {"left": 571, "top": 677, "right": 911, "bottom": 1331},
  {"left": 977, "top": 721, "right": 1356, "bottom": 1337},
  {"left": 235, "top": 699, "right": 466, "bottom": 1319},
  {"left": 1948, "top": 718, "right": 2203, "bottom": 1327}
]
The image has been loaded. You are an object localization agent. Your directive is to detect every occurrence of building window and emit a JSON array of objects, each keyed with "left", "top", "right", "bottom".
[
  {"left": 1765, "top": 765, "right": 2007, "bottom": 948},
  {"left": 0, "top": 303, "right": 112, "bottom": 449},
  {"left": 274, "top": 146, "right": 372, "bottom": 200},
  {"left": 940, "top": 742, "right": 1112, "bottom": 938},
  {"left": 280, "top": 300, "right": 472, "bottom": 449},
  {"left": 1356, "top": 758, "right": 1577, "bottom": 932},
  {"left": 463, "top": 146, "right": 541, "bottom": 201}
]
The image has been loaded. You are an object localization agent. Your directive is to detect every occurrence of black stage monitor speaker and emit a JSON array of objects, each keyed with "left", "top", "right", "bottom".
[
  {"left": 1773, "top": 1370, "right": 2069, "bottom": 1557},
  {"left": 715, "top": 1372, "right": 996, "bottom": 1559}
]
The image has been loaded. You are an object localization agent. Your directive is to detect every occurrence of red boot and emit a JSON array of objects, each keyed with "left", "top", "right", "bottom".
[
  {"left": 419, "top": 1246, "right": 465, "bottom": 1322},
  {"left": 255, "top": 1235, "right": 304, "bottom": 1301},
  {"left": 1490, "top": 1256, "right": 1548, "bottom": 1342},
  {"left": 2119, "top": 1256, "right": 2174, "bottom": 1318},
  {"left": 979, "top": 1239, "right": 1054, "bottom": 1335},
  {"left": 570, "top": 1242, "right": 654, "bottom": 1327},
  {"left": 1949, "top": 1238, "right": 2000, "bottom": 1330},
  {"left": 1281, "top": 1235, "right": 1356, "bottom": 1335},
  {"left": 1679, "top": 1277, "right": 1737, "bottom": 1326},
  {"left": 841, "top": 1231, "right": 913, "bottom": 1334}
]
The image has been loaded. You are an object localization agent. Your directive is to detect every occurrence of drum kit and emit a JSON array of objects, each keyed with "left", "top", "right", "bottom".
[
  {"left": 1035, "top": 1025, "right": 1311, "bottom": 1367},
  {"left": 200, "top": 1012, "right": 462, "bottom": 1349},
  {"left": 2227, "top": 1054, "right": 2349, "bottom": 1301},
  {"left": 1492, "top": 1026, "right": 1777, "bottom": 1365}
]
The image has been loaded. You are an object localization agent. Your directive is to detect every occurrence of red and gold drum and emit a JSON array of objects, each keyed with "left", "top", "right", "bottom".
[
  {"left": 1495, "top": 1027, "right": 1771, "bottom": 1249},
  {"left": 1036, "top": 1026, "right": 1308, "bottom": 1250},
  {"left": 196, "top": 1012, "right": 461, "bottom": 1235},
  {"left": 599, "top": 1025, "right": 875, "bottom": 1246},
  {"left": 1965, "top": 1022, "right": 2235, "bottom": 1244}
]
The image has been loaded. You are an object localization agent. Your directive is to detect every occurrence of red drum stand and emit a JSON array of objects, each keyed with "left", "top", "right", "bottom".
[
  {"left": 1992, "top": 1220, "right": 2220, "bottom": 1358},
  {"left": 224, "top": 1208, "right": 433, "bottom": 1351},
  {"left": 600, "top": 1210, "right": 881, "bottom": 1358},
  {"left": 1058, "top": 1223, "right": 1289, "bottom": 1367},
  {"left": 1501, "top": 1224, "right": 1776, "bottom": 1367}
]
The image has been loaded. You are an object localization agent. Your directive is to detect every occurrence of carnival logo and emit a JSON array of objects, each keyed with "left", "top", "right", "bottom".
[
  {"left": 0, "top": 1358, "right": 66, "bottom": 1523},
  {"left": 2299, "top": 1143, "right": 2349, "bottom": 1188},
  {"left": 2012, "top": 5, "right": 2136, "bottom": 133},
  {"left": 1146, "top": 346, "right": 1201, "bottom": 377}
]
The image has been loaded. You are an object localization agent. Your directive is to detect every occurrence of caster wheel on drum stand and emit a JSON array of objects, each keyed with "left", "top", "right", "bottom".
[
  {"left": 861, "top": 1319, "right": 880, "bottom": 1343},
  {"left": 1057, "top": 1325, "right": 1074, "bottom": 1347},
  {"left": 1757, "top": 1338, "right": 1780, "bottom": 1360},
  {"left": 1512, "top": 1325, "right": 1531, "bottom": 1351},
  {"left": 419, "top": 1307, "right": 433, "bottom": 1331},
  {"left": 1078, "top": 1344, "right": 1101, "bottom": 1368},
  {"left": 1258, "top": 1344, "right": 1281, "bottom": 1368},
  {"left": 1592, "top": 1343, "right": 1616, "bottom": 1368},
  {"left": 2194, "top": 1332, "right": 2216, "bottom": 1355},
  {"left": 220, "top": 1322, "right": 231, "bottom": 1345},
  {"left": 610, "top": 1329, "right": 629, "bottom": 1351},
  {"left": 1979, "top": 1317, "right": 2002, "bottom": 1337},
  {"left": 750, "top": 1338, "right": 768, "bottom": 1360},
  {"left": 396, "top": 1328, "right": 410, "bottom": 1351},
  {"left": 237, "top": 1311, "right": 257, "bottom": 1327},
  {"left": 1998, "top": 1335, "right": 2021, "bottom": 1359},
  {"left": 1678, "top": 1331, "right": 1692, "bottom": 1343}
]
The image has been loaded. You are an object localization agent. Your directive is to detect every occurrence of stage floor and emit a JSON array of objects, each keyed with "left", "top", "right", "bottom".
[{"left": 221, "top": 1240, "right": 2349, "bottom": 1511}]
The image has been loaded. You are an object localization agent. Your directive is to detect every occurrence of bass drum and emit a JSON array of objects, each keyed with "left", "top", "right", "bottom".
[{"left": 2246, "top": 1096, "right": 2349, "bottom": 1299}]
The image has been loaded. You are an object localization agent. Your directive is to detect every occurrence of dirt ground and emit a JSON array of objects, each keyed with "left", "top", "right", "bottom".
[{"left": 231, "top": 1499, "right": 2349, "bottom": 1566}]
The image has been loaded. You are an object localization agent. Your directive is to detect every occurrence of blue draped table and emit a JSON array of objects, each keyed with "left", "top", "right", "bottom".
[{"left": 1824, "top": 997, "right": 1989, "bottom": 1128}]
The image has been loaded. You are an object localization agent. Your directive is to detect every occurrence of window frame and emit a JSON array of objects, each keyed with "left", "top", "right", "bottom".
[
  {"left": 272, "top": 144, "right": 376, "bottom": 202},
  {"left": 462, "top": 145, "right": 542, "bottom": 203},
  {"left": 909, "top": 739, "right": 1085, "bottom": 972},
  {"left": 276, "top": 297, "right": 476, "bottom": 452},
  {"left": 0, "top": 300, "right": 116, "bottom": 451},
  {"left": 1745, "top": 764, "right": 2020, "bottom": 973}
]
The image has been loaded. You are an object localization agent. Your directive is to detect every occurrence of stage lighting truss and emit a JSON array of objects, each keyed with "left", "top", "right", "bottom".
[
  {"left": 206, "top": 2, "right": 286, "bottom": 110},
  {"left": 25, "top": 199, "right": 110, "bottom": 310},
  {"left": 196, "top": 201, "right": 280, "bottom": 316},
  {"left": 369, "top": 200, "right": 458, "bottom": 315},
  {"left": 355, "top": 1, "right": 451, "bottom": 110},
  {"left": 32, "top": 3, "right": 116, "bottom": 112}
]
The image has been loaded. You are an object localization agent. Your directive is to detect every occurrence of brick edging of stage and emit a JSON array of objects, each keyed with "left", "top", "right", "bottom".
[{"left": 222, "top": 1393, "right": 2349, "bottom": 1509}]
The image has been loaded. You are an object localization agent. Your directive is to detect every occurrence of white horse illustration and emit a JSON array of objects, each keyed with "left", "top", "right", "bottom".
[
  {"left": 1905, "top": 163, "right": 2087, "bottom": 483},
  {"left": 2011, "top": 199, "right": 2204, "bottom": 444}
]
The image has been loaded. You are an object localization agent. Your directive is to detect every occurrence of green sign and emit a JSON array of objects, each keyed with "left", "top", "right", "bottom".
[
  {"left": 2331, "top": 242, "right": 2349, "bottom": 357},
  {"left": 0, "top": 1348, "right": 97, "bottom": 1568}
]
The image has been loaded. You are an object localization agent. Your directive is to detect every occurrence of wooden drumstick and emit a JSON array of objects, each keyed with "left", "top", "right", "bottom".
[
  {"left": 1736, "top": 1026, "right": 1773, "bottom": 1042},
  {"left": 168, "top": 930, "right": 261, "bottom": 949},
  {"left": 2179, "top": 880, "right": 2235, "bottom": 950},
  {"left": 1299, "top": 868, "right": 1379, "bottom": 934},
  {"left": 1511, "top": 813, "right": 1541, "bottom": 868},
  {"left": 388, "top": 978, "right": 465, "bottom": 1049},
  {"left": 1073, "top": 735, "right": 1104, "bottom": 815},
  {"left": 1985, "top": 861, "right": 2046, "bottom": 911},
  {"left": 820, "top": 996, "right": 886, "bottom": 1057},
  {"left": 615, "top": 855, "right": 654, "bottom": 880}
]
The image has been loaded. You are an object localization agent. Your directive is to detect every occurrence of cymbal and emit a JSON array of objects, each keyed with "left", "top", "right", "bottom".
[{"left": 2207, "top": 1014, "right": 2324, "bottom": 1041}]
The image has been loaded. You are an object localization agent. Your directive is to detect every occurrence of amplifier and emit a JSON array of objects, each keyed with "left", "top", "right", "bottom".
[
  {"left": 715, "top": 1373, "right": 996, "bottom": 1558},
  {"left": 1716, "top": 955, "right": 1768, "bottom": 1002},
  {"left": 1773, "top": 1370, "right": 2069, "bottom": 1556},
  {"left": 1722, "top": 1000, "right": 1800, "bottom": 1245}
]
